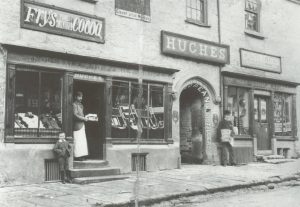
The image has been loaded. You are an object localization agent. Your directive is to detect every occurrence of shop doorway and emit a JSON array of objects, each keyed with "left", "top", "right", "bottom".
[
  {"left": 254, "top": 95, "right": 271, "bottom": 150},
  {"left": 73, "top": 80, "right": 105, "bottom": 159},
  {"left": 180, "top": 87, "right": 205, "bottom": 163}
]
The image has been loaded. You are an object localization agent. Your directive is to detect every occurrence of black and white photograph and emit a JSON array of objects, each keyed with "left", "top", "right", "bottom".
[{"left": 0, "top": 0, "right": 300, "bottom": 206}]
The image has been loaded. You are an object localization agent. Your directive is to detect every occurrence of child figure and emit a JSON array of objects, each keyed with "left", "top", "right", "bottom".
[{"left": 53, "top": 132, "right": 72, "bottom": 184}]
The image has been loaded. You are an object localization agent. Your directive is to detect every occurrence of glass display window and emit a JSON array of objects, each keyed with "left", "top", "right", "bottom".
[
  {"left": 14, "top": 70, "right": 62, "bottom": 137},
  {"left": 226, "top": 86, "right": 250, "bottom": 135},
  {"left": 274, "top": 93, "right": 292, "bottom": 136},
  {"left": 111, "top": 80, "right": 165, "bottom": 139}
]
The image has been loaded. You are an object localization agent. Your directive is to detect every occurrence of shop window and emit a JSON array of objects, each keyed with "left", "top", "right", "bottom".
[
  {"left": 226, "top": 87, "right": 250, "bottom": 135},
  {"left": 273, "top": 93, "right": 292, "bottom": 136},
  {"left": 111, "top": 80, "right": 165, "bottom": 139},
  {"left": 186, "top": 0, "right": 208, "bottom": 26},
  {"left": 245, "top": 0, "right": 261, "bottom": 32},
  {"left": 14, "top": 70, "right": 62, "bottom": 137}
]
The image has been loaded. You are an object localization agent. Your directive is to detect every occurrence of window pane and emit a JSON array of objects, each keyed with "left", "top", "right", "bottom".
[
  {"left": 274, "top": 93, "right": 292, "bottom": 136},
  {"left": 149, "top": 85, "right": 164, "bottom": 139},
  {"left": 238, "top": 88, "right": 250, "bottom": 135},
  {"left": 245, "top": 12, "right": 258, "bottom": 31},
  {"left": 39, "top": 73, "right": 62, "bottom": 137},
  {"left": 111, "top": 81, "right": 130, "bottom": 138},
  {"left": 14, "top": 71, "right": 39, "bottom": 137},
  {"left": 245, "top": 0, "right": 258, "bottom": 13},
  {"left": 226, "top": 87, "right": 250, "bottom": 135},
  {"left": 186, "top": 0, "right": 205, "bottom": 24}
]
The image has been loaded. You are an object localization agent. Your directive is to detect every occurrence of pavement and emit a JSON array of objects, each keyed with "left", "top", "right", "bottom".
[{"left": 1, "top": 159, "right": 300, "bottom": 207}]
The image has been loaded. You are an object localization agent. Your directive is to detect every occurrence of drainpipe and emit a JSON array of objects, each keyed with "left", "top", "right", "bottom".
[{"left": 217, "top": 0, "right": 223, "bottom": 118}]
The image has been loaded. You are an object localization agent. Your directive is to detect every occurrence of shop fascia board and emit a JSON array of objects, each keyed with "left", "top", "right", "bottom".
[
  {"left": 2, "top": 44, "right": 179, "bottom": 75},
  {"left": 221, "top": 69, "right": 300, "bottom": 87}
]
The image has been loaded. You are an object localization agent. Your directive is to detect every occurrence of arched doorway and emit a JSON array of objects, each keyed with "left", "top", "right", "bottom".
[
  {"left": 179, "top": 79, "right": 213, "bottom": 164},
  {"left": 180, "top": 87, "right": 204, "bottom": 163}
]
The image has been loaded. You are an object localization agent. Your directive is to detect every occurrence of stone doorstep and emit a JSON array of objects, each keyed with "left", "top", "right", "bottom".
[
  {"left": 101, "top": 173, "right": 300, "bottom": 207},
  {"left": 72, "top": 175, "right": 130, "bottom": 185},
  {"left": 73, "top": 160, "right": 109, "bottom": 169},
  {"left": 70, "top": 167, "right": 121, "bottom": 178}
]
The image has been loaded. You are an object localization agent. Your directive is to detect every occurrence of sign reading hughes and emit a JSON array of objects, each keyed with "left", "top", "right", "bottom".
[
  {"left": 161, "top": 31, "right": 229, "bottom": 64},
  {"left": 21, "top": 0, "right": 105, "bottom": 43}
]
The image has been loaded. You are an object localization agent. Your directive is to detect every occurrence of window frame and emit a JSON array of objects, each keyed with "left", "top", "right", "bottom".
[
  {"left": 273, "top": 92, "right": 293, "bottom": 137},
  {"left": 185, "top": 0, "right": 209, "bottom": 27},
  {"left": 110, "top": 79, "right": 170, "bottom": 142},
  {"left": 226, "top": 86, "right": 251, "bottom": 136},
  {"left": 5, "top": 65, "right": 66, "bottom": 143},
  {"left": 245, "top": 0, "right": 261, "bottom": 32}
]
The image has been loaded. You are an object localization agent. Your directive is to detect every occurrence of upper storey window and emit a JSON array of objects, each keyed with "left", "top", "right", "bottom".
[
  {"left": 186, "top": 0, "right": 208, "bottom": 26},
  {"left": 115, "top": 0, "right": 151, "bottom": 22},
  {"left": 245, "top": 0, "right": 261, "bottom": 32}
]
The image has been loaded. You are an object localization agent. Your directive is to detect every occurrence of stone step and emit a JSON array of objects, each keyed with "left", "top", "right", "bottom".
[
  {"left": 72, "top": 175, "right": 130, "bottom": 184},
  {"left": 73, "top": 160, "right": 109, "bottom": 169},
  {"left": 70, "top": 167, "right": 121, "bottom": 178}
]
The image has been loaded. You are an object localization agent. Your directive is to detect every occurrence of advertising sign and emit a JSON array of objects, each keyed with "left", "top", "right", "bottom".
[
  {"left": 161, "top": 31, "right": 230, "bottom": 64},
  {"left": 21, "top": 0, "right": 105, "bottom": 43}
]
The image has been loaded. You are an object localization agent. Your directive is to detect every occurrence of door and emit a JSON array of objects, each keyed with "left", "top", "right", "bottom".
[
  {"left": 73, "top": 80, "right": 105, "bottom": 159},
  {"left": 254, "top": 96, "right": 271, "bottom": 150}
]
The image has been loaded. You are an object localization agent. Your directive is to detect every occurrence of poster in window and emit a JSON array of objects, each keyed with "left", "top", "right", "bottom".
[
  {"left": 260, "top": 99, "right": 266, "bottom": 121},
  {"left": 115, "top": 0, "right": 151, "bottom": 22},
  {"left": 254, "top": 98, "right": 258, "bottom": 121}
]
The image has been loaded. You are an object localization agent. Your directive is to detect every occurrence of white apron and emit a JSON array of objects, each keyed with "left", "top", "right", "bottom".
[{"left": 73, "top": 125, "right": 88, "bottom": 157}]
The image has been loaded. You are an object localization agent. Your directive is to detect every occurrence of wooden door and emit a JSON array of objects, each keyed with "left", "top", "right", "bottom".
[{"left": 254, "top": 96, "right": 271, "bottom": 150}]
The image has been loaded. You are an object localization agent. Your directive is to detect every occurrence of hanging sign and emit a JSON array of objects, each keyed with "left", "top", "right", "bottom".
[
  {"left": 161, "top": 31, "right": 230, "bottom": 64},
  {"left": 21, "top": 0, "right": 105, "bottom": 43}
]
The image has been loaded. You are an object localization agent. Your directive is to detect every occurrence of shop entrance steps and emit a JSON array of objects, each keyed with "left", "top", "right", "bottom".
[{"left": 70, "top": 160, "right": 129, "bottom": 184}]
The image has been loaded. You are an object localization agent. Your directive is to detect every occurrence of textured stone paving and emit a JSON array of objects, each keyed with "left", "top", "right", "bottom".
[{"left": 1, "top": 160, "right": 300, "bottom": 207}]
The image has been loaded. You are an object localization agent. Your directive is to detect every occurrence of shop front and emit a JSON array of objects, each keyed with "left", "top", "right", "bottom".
[
  {"left": 0, "top": 44, "right": 177, "bottom": 182},
  {"left": 161, "top": 31, "right": 230, "bottom": 164},
  {"left": 223, "top": 74, "right": 298, "bottom": 161}
]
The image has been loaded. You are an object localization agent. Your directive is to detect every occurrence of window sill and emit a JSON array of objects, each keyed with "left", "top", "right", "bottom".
[
  {"left": 274, "top": 136, "right": 297, "bottom": 141},
  {"left": 5, "top": 136, "right": 73, "bottom": 144},
  {"left": 185, "top": 19, "right": 211, "bottom": 28},
  {"left": 244, "top": 30, "right": 265, "bottom": 39},
  {"left": 80, "top": 0, "right": 98, "bottom": 3},
  {"left": 111, "top": 138, "right": 173, "bottom": 145}
]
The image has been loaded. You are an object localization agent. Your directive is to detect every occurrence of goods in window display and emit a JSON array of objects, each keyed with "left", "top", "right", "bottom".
[
  {"left": 40, "top": 114, "right": 61, "bottom": 129},
  {"left": 15, "top": 113, "right": 44, "bottom": 129},
  {"left": 120, "top": 105, "right": 138, "bottom": 130},
  {"left": 111, "top": 108, "right": 127, "bottom": 129}
]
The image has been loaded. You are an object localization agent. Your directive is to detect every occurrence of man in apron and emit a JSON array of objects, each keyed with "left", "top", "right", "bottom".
[{"left": 73, "top": 91, "right": 89, "bottom": 161}]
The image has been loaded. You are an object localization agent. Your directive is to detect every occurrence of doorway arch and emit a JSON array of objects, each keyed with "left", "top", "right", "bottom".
[{"left": 178, "top": 77, "right": 216, "bottom": 164}]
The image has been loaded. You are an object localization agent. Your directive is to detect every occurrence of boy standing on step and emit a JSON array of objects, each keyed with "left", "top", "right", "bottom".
[{"left": 53, "top": 132, "right": 72, "bottom": 184}]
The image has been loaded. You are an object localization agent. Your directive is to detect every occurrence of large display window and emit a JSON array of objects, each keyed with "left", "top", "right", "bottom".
[
  {"left": 273, "top": 93, "right": 292, "bottom": 136},
  {"left": 111, "top": 80, "right": 165, "bottom": 139},
  {"left": 12, "top": 69, "right": 62, "bottom": 137},
  {"left": 226, "top": 86, "right": 250, "bottom": 135}
]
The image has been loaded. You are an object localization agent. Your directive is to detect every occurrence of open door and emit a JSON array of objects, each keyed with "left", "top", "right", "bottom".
[
  {"left": 73, "top": 80, "right": 105, "bottom": 159},
  {"left": 254, "top": 95, "right": 271, "bottom": 150}
]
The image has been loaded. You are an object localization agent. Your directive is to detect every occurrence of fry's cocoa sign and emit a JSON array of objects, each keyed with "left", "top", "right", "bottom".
[
  {"left": 21, "top": 0, "right": 105, "bottom": 43},
  {"left": 161, "top": 31, "right": 229, "bottom": 64}
]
